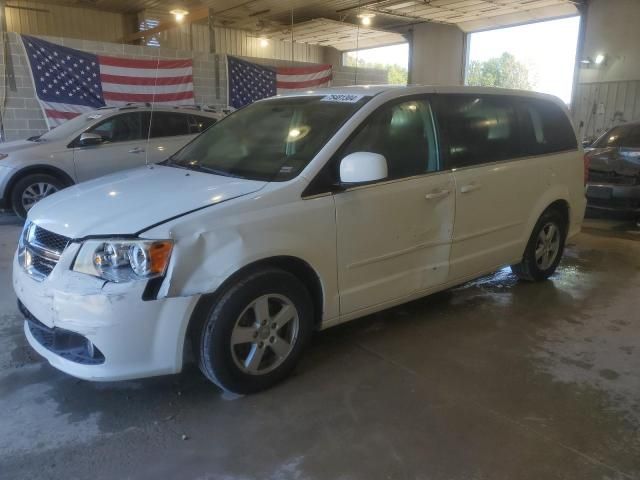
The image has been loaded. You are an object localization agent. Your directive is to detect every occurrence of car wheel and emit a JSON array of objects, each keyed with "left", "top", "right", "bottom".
[
  {"left": 10, "top": 173, "right": 64, "bottom": 218},
  {"left": 196, "top": 268, "right": 314, "bottom": 394},
  {"left": 511, "top": 208, "right": 567, "bottom": 282}
]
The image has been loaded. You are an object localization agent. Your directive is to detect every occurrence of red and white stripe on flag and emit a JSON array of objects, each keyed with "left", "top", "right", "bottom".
[
  {"left": 276, "top": 64, "right": 332, "bottom": 93},
  {"left": 98, "top": 56, "right": 195, "bottom": 106},
  {"left": 39, "top": 57, "right": 195, "bottom": 127}
]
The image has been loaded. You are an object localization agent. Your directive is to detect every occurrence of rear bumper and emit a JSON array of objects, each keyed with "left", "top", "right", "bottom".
[{"left": 586, "top": 183, "right": 640, "bottom": 213}]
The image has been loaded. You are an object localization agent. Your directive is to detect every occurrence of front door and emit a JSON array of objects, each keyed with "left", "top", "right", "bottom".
[
  {"left": 73, "top": 112, "right": 149, "bottom": 182},
  {"left": 333, "top": 97, "right": 455, "bottom": 315}
]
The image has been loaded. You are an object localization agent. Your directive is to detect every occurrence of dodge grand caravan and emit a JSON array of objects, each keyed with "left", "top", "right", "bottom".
[{"left": 14, "top": 86, "right": 586, "bottom": 394}]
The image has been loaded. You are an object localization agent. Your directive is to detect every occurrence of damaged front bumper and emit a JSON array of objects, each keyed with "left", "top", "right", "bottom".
[{"left": 13, "top": 246, "right": 199, "bottom": 381}]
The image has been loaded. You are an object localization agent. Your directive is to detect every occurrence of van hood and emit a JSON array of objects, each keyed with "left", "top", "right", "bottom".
[{"left": 28, "top": 165, "right": 267, "bottom": 238}]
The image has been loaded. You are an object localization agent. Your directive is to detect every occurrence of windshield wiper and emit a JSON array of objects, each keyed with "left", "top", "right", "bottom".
[
  {"left": 27, "top": 135, "right": 43, "bottom": 142},
  {"left": 162, "top": 158, "right": 243, "bottom": 178}
]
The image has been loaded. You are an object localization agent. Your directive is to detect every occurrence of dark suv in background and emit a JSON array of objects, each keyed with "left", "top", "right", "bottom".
[{"left": 585, "top": 122, "right": 640, "bottom": 219}]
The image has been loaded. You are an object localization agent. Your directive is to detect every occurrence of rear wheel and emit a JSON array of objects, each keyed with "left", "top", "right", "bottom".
[
  {"left": 10, "top": 173, "right": 65, "bottom": 218},
  {"left": 511, "top": 209, "right": 567, "bottom": 282},
  {"left": 195, "top": 268, "right": 314, "bottom": 394}
]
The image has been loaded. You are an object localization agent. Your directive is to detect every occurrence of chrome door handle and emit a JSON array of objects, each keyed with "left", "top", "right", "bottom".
[
  {"left": 128, "top": 147, "right": 145, "bottom": 154},
  {"left": 424, "top": 189, "right": 450, "bottom": 200},
  {"left": 460, "top": 183, "right": 481, "bottom": 194}
]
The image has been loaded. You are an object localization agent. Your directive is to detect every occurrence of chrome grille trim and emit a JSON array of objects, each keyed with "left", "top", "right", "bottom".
[{"left": 19, "top": 224, "right": 71, "bottom": 281}]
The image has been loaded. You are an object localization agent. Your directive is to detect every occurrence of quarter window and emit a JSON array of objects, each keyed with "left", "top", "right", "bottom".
[
  {"left": 436, "top": 95, "right": 520, "bottom": 168},
  {"left": 520, "top": 99, "right": 577, "bottom": 154},
  {"left": 341, "top": 99, "right": 438, "bottom": 180}
]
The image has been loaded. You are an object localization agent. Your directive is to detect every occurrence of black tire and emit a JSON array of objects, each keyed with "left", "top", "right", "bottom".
[
  {"left": 195, "top": 268, "right": 314, "bottom": 394},
  {"left": 511, "top": 208, "right": 567, "bottom": 282},
  {"left": 10, "top": 173, "right": 65, "bottom": 218}
]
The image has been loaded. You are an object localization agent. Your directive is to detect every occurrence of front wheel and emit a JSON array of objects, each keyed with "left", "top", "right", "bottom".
[
  {"left": 195, "top": 268, "right": 314, "bottom": 394},
  {"left": 511, "top": 209, "right": 567, "bottom": 282},
  {"left": 10, "top": 173, "right": 64, "bottom": 218}
]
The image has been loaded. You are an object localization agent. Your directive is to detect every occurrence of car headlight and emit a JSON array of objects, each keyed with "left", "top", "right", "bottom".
[{"left": 73, "top": 239, "right": 173, "bottom": 283}]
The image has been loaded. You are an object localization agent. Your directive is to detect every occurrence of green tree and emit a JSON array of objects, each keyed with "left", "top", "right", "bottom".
[
  {"left": 343, "top": 55, "right": 408, "bottom": 85},
  {"left": 467, "top": 52, "right": 532, "bottom": 90}
]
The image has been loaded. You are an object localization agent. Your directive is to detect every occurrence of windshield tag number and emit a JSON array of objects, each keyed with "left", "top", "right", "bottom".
[{"left": 321, "top": 94, "right": 363, "bottom": 103}]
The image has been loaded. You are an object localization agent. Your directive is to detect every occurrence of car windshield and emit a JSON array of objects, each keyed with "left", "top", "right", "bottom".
[
  {"left": 592, "top": 124, "right": 640, "bottom": 148},
  {"left": 38, "top": 110, "right": 115, "bottom": 141},
  {"left": 166, "top": 95, "right": 370, "bottom": 181}
]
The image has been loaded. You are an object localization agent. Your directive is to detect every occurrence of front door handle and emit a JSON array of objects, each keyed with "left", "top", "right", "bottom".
[
  {"left": 460, "top": 183, "right": 482, "bottom": 194},
  {"left": 425, "top": 189, "right": 450, "bottom": 200},
  {"left": 128, "top": 147, "right": 145, "bottom": 154}
]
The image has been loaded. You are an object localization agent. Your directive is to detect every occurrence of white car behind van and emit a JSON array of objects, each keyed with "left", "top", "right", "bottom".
[
  {"left": 14, "top": 86, "right": 586, "bottom": 394},
  {"left": 0, "top": 104, "right": 220, "bottom": 217}
]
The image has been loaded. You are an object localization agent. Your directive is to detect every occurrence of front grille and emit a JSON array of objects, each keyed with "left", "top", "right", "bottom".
[
  {"left": 589, "top": 170, "right": 639, "bottom": 186},
  {"left": 19, "top": 224, "right": 71, "bottom": 281},
  {"left": 32, "top": 226, "right": 70, "bottom": 253}
]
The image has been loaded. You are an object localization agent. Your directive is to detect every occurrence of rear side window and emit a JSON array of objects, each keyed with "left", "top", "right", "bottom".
[
  {"left": 150, "top": 112, "right": 190, "bottom": 138},
  {"left": 520, "top": 99, "right": 577, "bottom": 154},
  {"left": 188, "top": 115, "right": 217, "bottom": 134},
  {"left": 435, "top": 95, "right": 520, "bottom": 169}
]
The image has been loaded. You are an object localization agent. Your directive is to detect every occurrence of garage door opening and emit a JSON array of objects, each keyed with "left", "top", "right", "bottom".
[
  {"left": 343, "top": 43, "right": 409, "bottom": 85},
  {"left": 466, "top": 16, "right": 580, "bottom": 105}
]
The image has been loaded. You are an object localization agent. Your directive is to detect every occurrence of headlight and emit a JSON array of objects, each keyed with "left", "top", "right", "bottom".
[{"left": 73, "top": 239, "right": 173, "bottom": 283}]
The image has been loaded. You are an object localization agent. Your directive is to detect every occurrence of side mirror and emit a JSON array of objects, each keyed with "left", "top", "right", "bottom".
[
  {"left": 339, "top": 152, "right": 388, "bottom": 184},
  {"left": 79, "top": 132, "right": 104, "bottom": 147},
  {"left": 581, "top": 139, "right": 593, "bottom": 148}
]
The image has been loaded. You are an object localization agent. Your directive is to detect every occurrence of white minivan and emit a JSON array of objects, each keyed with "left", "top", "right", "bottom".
[
  {"left": 13, "top": 86, "right": 586, "bottom": 394},
  {"left": 0, "top": 105, "right": 220, "bottom": 217}
]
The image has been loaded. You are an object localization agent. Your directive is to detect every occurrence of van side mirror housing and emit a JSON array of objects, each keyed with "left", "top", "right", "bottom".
[
  {"left": 79, "top": 132, "right": 104, "bottom": 147},
  {"left": 339, "top": 152, "right": 388, "bottom": 184}
]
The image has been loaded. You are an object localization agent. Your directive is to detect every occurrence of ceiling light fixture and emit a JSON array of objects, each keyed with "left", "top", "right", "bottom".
[
  {"left": 259, "top": 37, "right": 269, "bottom": 47},
  {"left": 357, "top": 13, "right": 375, "bottom": 26},
  {"left": 170, "top": 8, "right": 189, "bottom": 22},
  {"left": 594, "top": 53, "right": 606, "bottom": 65}
]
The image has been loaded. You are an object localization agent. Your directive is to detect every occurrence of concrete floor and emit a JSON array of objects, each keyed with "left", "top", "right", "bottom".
[{"left": 1, "top": 216, "right": 639, "bottom": 480}]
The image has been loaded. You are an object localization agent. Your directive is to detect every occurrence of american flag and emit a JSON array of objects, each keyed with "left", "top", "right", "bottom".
[
  {"left": 22, "top": 35, "right": 195, "bottom": 128},
  {"left": 227, "top": 56, "right": 332, "bottom": 109}
]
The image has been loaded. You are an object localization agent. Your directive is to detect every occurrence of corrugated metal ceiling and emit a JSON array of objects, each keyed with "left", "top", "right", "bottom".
[{"left": 41, "top": 0, "right": 579, "bottom": 27}]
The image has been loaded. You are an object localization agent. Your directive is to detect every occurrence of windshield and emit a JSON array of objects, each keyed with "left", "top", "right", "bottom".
[
  {"left": 593, "top": 124, "right": 640, "bottom": 148},
  {"left": 38, "top": 110, "right": 114, "bottom": 141},
  {"left": 167, "top": 95, "right": 370, "bottom": 181}
]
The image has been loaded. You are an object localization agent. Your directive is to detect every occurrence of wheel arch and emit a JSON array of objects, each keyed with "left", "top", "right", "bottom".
[
  {"left": 185, "top": 255, "right": 325, "bottom": 355},
  {"left": 5, "top": 165, "right": 75, "bottom": 209}
]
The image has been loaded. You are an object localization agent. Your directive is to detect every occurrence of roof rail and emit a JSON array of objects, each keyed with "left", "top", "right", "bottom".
[
  {"left": 118, "top": 102, "right": 152, "bottom": 110},
  {"left": 173, "top": 105, "right": 202, "bottom": 111}
]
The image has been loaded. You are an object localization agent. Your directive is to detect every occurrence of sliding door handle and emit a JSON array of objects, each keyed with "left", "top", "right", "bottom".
[
  {"left": 425, "top": 189, "right": 450, "bottom": 200},
  {"left": 460, "top": 183, "right": 482, "bottom": 194}
]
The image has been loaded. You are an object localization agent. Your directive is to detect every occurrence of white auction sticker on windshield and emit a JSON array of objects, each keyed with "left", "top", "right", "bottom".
[{"left": 321, "top": 94, "right": 363, "bottom": 103}]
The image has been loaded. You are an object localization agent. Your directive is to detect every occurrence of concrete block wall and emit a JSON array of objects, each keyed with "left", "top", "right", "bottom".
[
  {"left": 0, "top": 32, "right": 228, "bottom": 142},
  {"left": 0, "top": 32, "right": 387, "bottom": 142}
]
